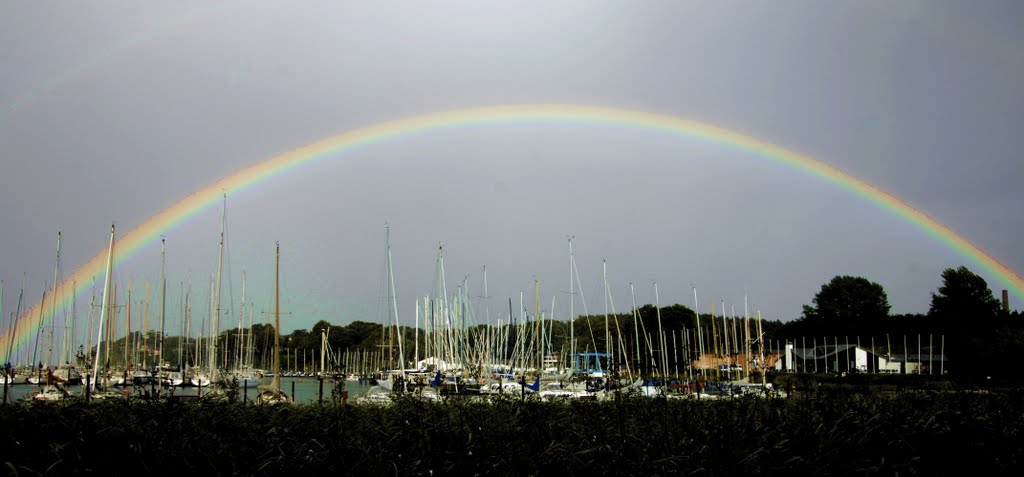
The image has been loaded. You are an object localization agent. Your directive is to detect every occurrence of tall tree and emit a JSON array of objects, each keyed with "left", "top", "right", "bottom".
[
  {"left": 929, "top": 266, "right": 1000, "bottom": 319},
  {"left": 802, "top": 275, "right": 891, "bottom": 321}
]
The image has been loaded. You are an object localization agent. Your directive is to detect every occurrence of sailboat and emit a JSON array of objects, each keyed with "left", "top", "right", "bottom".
[
  {"left": 373, "top": 224, "right": 406, "bottom": 394},
  {"left": 89, "top": 223, "right": 128, "bottom": 400},
  {"left": 227, "top": 273, "right": 261, "bottom": 388},
  {"left": 256, "top": 242, "right": 290, "bottom": 405},
  {"left": 33, "top": 232, "right": 71, "bottom": 401}
]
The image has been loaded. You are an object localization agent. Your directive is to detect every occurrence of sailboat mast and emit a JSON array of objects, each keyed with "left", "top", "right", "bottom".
[
  {"left": 482, "top": 265, "right": 489, "bottom": 365},
  {"left": 143, "top": 282, "right": 149, "bottom": 369},
  {"left": 236, "top": 273, "right": 246, "bottom": 370},
  {"left": 243, "top": 307, "right": 251, "bottom": 370},
  {"left": 84, "top": 288, "right": 94, "bottom": 370},
  {"left": 159, "top": 239, "right": 166, "bottom": 383},
  {"left": 211, "top": 194, "right": 226, "bottom": 384},
  {"left": 744, "top": 292, "right": 750, "bottom": 381},
  {"left": 125, "top": 286, "right": 131, "bottom": 370},
  {"left": 51, "top": 231, "right": 61, "bottom": 370},
  {"left": 90, "top": 223, "right": 115, "bottom": 392},
  {"left": 32, "top": 290, "right": 45, "bottom": 374},
  {"left": 271, "top": 242, "right": 281, "bottom": 393},
  {"left": 602, "top": 260, "right": 611, "bottom": 373},
  {"left": 568, "top": 237, "right": 575, "bottom": 376},
  {"left": 385, "top": 224, "right": 405, "bottom": 378},
  {"left": 655, "top": 282, "right": 665, "bottom": 378},
  {"left": 757, "top": 309, "right": 765, "bottom": 386},
  {"left": 414, "top": 299, "right": 420, "bottom": 367},
  {"left": 534, "top": 279, "right": 541, "bottom": 372},
  {"left": 12, "top": 289, "right": 24, "bottom": 367},
  {"left": 693, "top": 286, "right": 704, "bottom": 377},
  {"left": 68, "top": 281, "right": 76, "bottom": 376},
  {"left": 630, "top": 282, "right": 641, "bottom": 376}
]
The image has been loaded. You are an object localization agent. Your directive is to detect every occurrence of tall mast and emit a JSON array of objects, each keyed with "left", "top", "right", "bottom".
[
  {"left": 211, "top": 194, "right": 226, "bottom": 384},
  {"left": 237, "top": 272, "right": 246, "bottom": 370},
  {"left": 12, "top": 289, "right": 24, "bottom": 367},
  {"left": 630, "top": 282, "right": 641, "bottom": 376},
  {"left": 757, "top": 309, "right": 765, "bottom": 386},
  {"left": 384, "top": 224, "right": 392, "bottom": 367},
  {"left": 481, "top": 265, "right": 489, "bottom": 364},
  {"left": 385, "top": 223, "right": 405, "bottom": 379},
  {"left": 84, "top": 286, "right": 94, "bottom": 370},
  {"left": 731, "top": 304, "right": 739, "bottom": 375},
  {"left": 51, "top": 231, "right": 61, "bottom": 370},
  {"left": 107, "top": 284, "right": 116, "bottom": 373},
  {"left": 567, "top": 237, "right": 575, "bottom": 376},
  {"left": 271, "top": 242, "right": 282, "bottom": 393},
  {"left": 125, "top": 286, "right": 131, "bottom": 370},
  {"left": 722, "top": 300, "right": 729, "bottom": 359},
  {"left": 414, "top": 299, "right": 419, "bottom": 367},
  {"left": 692, "top": 285, "right": 704, "bottom": 377},
  {"left": 602, "top": 261, "right": 629, "bottom": 380},
  {"left": 247, "top": 307, "right": 254, "bottom": 369},
  {"left": 68, "top": 281, "right": 76, "bottom": 376},
  {"left": 30, "top": 288, "right": 44, "bottom": 373},
  {"left": 159, "top": 238, "right": 166, "bottom": 385},
  {"left": 534, "top": 278, "right": 540, "bottom": 372},
  {"left": 90, "top": 223, "right": 115, "bottom": 392},
  {"left": 143, "top": 282, "right": 149, "bottom": 368},
  {"left": 744, "top": 291, "right": 750, "bottom": 381},
  {"left": 654, "top": 282, "right": 665, "bottom": 378},
  {"left": 602, "top": 260, "right": 610, "bottom": 372}
]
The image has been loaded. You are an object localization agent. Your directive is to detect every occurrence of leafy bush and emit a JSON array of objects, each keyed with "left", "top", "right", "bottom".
[{"left": 1, "top": 391, "right": 1021, "bottom": 475}]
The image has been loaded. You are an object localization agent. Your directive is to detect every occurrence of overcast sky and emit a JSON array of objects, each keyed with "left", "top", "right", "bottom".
[{"left": 1, "top": 1, "right": 1022, "bottom": 340}]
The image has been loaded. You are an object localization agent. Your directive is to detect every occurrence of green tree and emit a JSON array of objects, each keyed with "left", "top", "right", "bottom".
[
  {"left": 929, "top": 266, "right": 1000, "bottom": 319},
  {"left": 802, "top": 275, "right": 891, "bottom": 321}
]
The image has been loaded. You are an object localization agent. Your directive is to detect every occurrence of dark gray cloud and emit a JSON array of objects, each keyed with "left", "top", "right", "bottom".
[{"left": 1, "top": 1, "right": 1022, "bottom": 342}]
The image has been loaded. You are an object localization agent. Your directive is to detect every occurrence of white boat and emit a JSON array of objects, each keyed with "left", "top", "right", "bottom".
[
  {"left": 90, "top": 388, "right": 128, "bottom": 400},
  {"left": 233, "top": 370, "right": 262, "bottom": 388},
  {"left": 32, "top": 384, "right": 70, "bottom": 401},
  {"left": 538, "top": 381, "right": 578, "bottom": 400},
  {"left": 165, "top": 371, "right": 185, "bottom": 387},
  {"left": 481, "top": 381, "right": 525, "bottom": 395},
  {"left": 357, "top": 386, "right": 393, "bottom": 404},
  {"left": 190, "top": 374, "right": 210, "bottom": 387},
  {"left": 416, "top": 387, "right": 442, "bottom": 402},
  {"left": 256, "top": 388, "right": 289, "bottom": 405}
]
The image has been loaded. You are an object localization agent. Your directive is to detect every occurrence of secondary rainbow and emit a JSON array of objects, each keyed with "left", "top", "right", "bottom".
[{"left": 3, "top": 104, "right": 1021, "bottom": 361}]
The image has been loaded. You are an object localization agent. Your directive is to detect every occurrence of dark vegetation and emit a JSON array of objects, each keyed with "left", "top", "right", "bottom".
[{"left": 2, "top": 392, "right": 1022, "bottom": 475}]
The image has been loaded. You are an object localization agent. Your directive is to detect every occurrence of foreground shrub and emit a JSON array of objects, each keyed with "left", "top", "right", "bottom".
[{"left": 1, "top": 391, "right": 1022, "bottom": 475}]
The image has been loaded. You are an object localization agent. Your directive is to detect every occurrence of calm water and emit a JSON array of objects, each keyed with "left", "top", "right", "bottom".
[{"left": 2, "top": 377, "right": 372, "bottom": 404}]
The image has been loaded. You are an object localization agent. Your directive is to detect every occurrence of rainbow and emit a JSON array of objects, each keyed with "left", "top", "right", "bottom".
[{"left": 3, "top": 104, "right": 1022, "bottom": 361}]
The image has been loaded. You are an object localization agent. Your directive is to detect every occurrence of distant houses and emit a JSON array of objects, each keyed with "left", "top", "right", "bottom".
[{"left": 778, "top": 343, "right": 947, "bottom": 375}]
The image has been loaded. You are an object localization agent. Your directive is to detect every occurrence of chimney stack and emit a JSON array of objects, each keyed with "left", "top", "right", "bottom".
[{"left": 1002, "top": 290, "right": 1010, "bottom": 313}]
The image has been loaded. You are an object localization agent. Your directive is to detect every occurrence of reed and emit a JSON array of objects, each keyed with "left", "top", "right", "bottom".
[{"left": 1, "top": 391, "right": 1021, "bottom": 475}]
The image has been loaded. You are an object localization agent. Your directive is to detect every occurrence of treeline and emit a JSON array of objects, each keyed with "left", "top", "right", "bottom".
[
  {"left": 769, "top": 267, "right": 1023, "bottom": 381},
  {"left": 95, "top": 266, "right": 1021, "bottom": 381}
]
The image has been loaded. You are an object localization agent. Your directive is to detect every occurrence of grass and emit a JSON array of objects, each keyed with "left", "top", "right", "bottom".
[{"left": 2, "top": 391, "right": 1022, "bottom": 475}]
